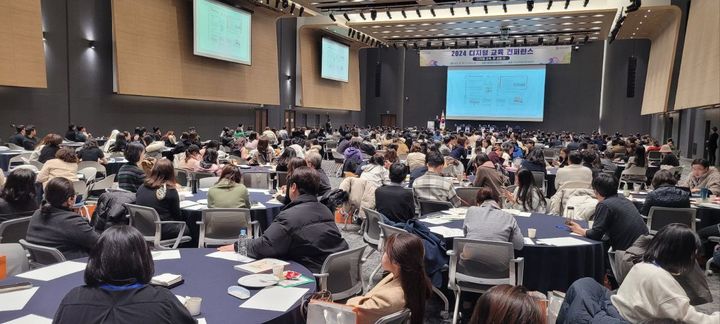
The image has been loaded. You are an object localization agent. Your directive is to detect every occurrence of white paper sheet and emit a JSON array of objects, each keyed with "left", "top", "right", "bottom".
[
  {"left": 698, "top": 203, "right": 720, "bottom": 209},
  {"left": 17, "top": 261, "right": 86, "bottom": 281},
  {"left": 250, "top": 202, "right": 266, "bottom": 210},
  {"left": 502, "top": 209, "right": 532, "bottom": 217},
  {"left": 239, "top": 286, "right": 309, "bottom": 312},
  {"left": 196, "top": 199, "right": 208, "bottom": 205},
  {"left": 185, "top": 204, "right": 208, "bottom": 211},
  {"left": 197, "top": 318, "right": 207, "bottom": 324},
  {"left": 151, "top": 249, "right": 181, "bottom": 261},
  {"left": 536, "top": 237, "right": 592, "bottom": 247},
  {"left": 523, "top": 238, "right": 535, "bottom": 245},
  {"left": 266, "top": 198, "right": 283, "bottom": 205},
  {"left": 428, "top": 226, "right": 465, "bottom": 238},
  {"left": 247, "top": 189, "right": 270, "bottom": 194},
  {"left": 200, "top": 188, "right": 210, "bottom": 192},
  {"left": 180, "top": 192, "right": 195, "bottom": 198},
  {"left": 0, "top": 287, "right": 39, "bottom": 311},
  {"left": 2, "top": 314, "right": 52, "bottom": 324},
  {"left": 422, "top": 218, "right": 450, "bottom": 225},
  {"left": 179, "top": 200, "right": 198, "bottom": 208},
  {"left": 206, "top": 251, "right": 255, "bottom": 263}
]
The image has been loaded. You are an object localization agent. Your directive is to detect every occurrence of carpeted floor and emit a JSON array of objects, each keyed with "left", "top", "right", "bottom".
[{"left": 322, "top": 160, "right": 720, "bottom": 323}]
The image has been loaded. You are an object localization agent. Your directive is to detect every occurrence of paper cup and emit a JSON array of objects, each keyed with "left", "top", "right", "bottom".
[
  {"left": 588, "top": 221, "right": 594, "bottom": 228},
  {"left": 185, "top": 297, "right": 202, "bottom": 316},
  {"left": 272, "top": 264, "right": 286, "bottom": 280},
  {"left": 527, "top": 228, "right": 536, "bottom": 239}
]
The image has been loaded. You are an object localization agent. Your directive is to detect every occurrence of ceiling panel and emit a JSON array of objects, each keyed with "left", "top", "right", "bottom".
[{"left": 616, "top": 6, "right": 679, "bottom": 40}]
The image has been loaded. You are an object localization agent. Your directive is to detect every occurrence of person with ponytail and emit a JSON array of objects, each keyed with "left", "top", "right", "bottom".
[
  {"left": 26, "top": 177, "right": 99, "bottom": 259},
  {"left": 134, "top": 159, "right": 187, "bottom": 240},
  {"left": 346, "top": 233, "right": 432, "bottom": 324}
]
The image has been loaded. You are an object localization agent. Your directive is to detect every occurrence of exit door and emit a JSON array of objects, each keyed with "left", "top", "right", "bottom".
[
  {"left": 380, "top": 114, "right": 396, "bottom": 127},
  {"left": 284, "top": 110, "right": 296, "bottom": 130}
]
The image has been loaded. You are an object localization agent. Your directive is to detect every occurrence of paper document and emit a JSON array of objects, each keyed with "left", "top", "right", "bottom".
[
  {"left": 206, "top": 251, "right": 255, "bottom": 263},
  {"left": 196, "top": 199, "right": 208, "bottom": 205},
  {"left": 428, "top": 226, "right": 465, "bottom": 238},
  {"left": 151, "top": 249, "right": 181, "bottom": 261},
  {"left": 422, "top": 218, "right": 450, "bottom": 225},
  {"left": 236, "top": 258, "right": 289, "bottom": 273},
  {"left": 502, "top": 209, "right": 532, "bottom": 217},
  {"left": 197, "top": 319, "right": 207, "bottom": 324},
  {"left": 2, "top": 314, "right": 52, "bottom": 324},
  {"left": 250, "top": 202, "right": 266, "bottom": 210},
  {"left": 266, "top": 198, "right": 283, "bottom": 205},
  {"left": 536, "top": 237, "right": 591, "bottom": 247},
  {"left": 200, "top": 188, "right": 210, "bottom": 192},
  {"left": 180, "top": 192, "right": 195, "bottom": 198},
  {"left": 247, "top": 189, "right": 270, "bottom": 194},
  {"left": 179, "top": 200, "right": 198, "bottom": 208},
  {"left": 185, "top": 204, "right": 208, "bottom": 211},
  {"left": 239, "top": 286, "right": 309, "bottom": 312},
  {"left": 523, "top": 238, "right": 535, "bottom": 245},
  {"left": 17, "top": 261, "right": 86, "bottom": 281},
  {"left": 0, "top": 287, "right": 39, "bottom": 311}
]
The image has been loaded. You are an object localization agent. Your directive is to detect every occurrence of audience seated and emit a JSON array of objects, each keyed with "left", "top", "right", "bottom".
[
  {"left": 503, "top": 169, "right": 547, "bottom": 213},
  {"left": 472, "top": 153, "right": 508, "bottom": 200},
  {"left": 463, "top": 187, "right": 524, "bottom": 250},
  {"left": 278, "top": 157, "right": 308, "bottom": 205},
  {"left": 0, "top": 168, "right": 39, "bottom": 221},
  {"left": 117, "top": 142, "right": 146, "bottom": 193},
  {"left": 558, "top": 224, "right": 719, "bottom": 323},
  {"left": 346, "top": 233, "right": 431, "bottom": 324},
  {"left": 568, "top": 173, "right": 648, "bottom": 251},
  {"left": 26, "top": 177, "right": 99, "bottom": 259},
  {"left": 37, "top": 148, "right": 79, "bottom": 187},
  {"left": 249, "top": 136, "right": 274, "bottom": 165},
  {"left": 53, "top": 225, "right": 194, "bottom": 323},
  {"left": 468, "top": 285, "right": 544, "bottom": 324},
  {"left": 8, "top": 124, "right": 26, "bottom": 147},
  {"left": 65, "top": 124, "right": 78, "bottom": 142},
  {"left": 207, "top": 165, "right": 250, "bottom": 209},
  {"left": 520, "top": 148, "right": 547, "bottom": 174},
  {"left": 305, "top": 151, "right": 331, "bottom": 196},
  {"left": 219, "top": 167, "right": 348, "bottom": 273},
  {"left": 108, "top": 133, "right": 128, "bottom": 153},
  {"left": 179, "top": 144, "right": 201, "bottom": 171},
  {"left": 641, "top": 170, "right": 690, "bottom": 216},
  {"left": 555, "top": 151, "right": 592, "bottom": 190},
  {"left": 134, "top": 159, "right": 187, "bottom": 239},
  {"left": 274, "top": 146, "right": 296, "bottom": 172},
  {"left": 374, "top": 163, "right": 415, "bottom": 223},
  {"left": 22, "top": 125, "right": 38, "bottom": 151},
  {"left": 77, "top": 139, "right": 106, "bottom": 164},
  {"left": 194, "top": 148, "right": 221, "bottom": 175},
  {"left": 413, "top": 151, "right": 460, "bottom": 206},
  {"left": 37, "top": 134, "right": 63, "bottom": 163},
  {"left": 359, "top": 154, "right": 389, "bottom": 187},
  {"left": 553, "top": 147, "right": 570, "bottom": 168},
  {"left": 680, "top": 158, "right": 720, "bottom": 195},
  {"left": 406, "top": 143, "right": 426, "bottom": 172}
]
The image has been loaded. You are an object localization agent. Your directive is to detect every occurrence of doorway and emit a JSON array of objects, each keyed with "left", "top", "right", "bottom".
[
  {"left": 255, "top": 109, "right": 268, "bottom": 132},
  {"left": 380, "top": 114, "right": 397, "bottom": 127},
  {"left": 284, "top": 110, "right": 296, "bottom": 130},
  {"left": 703, "top": 120, "right": 711, "bottom": 160}
]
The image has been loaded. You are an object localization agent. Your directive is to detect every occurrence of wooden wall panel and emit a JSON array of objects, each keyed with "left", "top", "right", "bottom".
[
  {"left": 640, "top": 7, "right": 680, "bottom": 115},
  {"left": 112, "top": 0, "right": 279, "bottom": 104},
  {"left": 674, "top": 0, "right": 720, "bottom": 110},
  {"left": 298, "top": 27, "right": 361, "bottom": 111},
  {"left": 0, "top": 0, "right": 47, "bottom": 88}
]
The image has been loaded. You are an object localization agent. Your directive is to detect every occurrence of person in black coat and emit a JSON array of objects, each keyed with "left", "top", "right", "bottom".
[
  {"left": 54, "top": 225, "right": 194, "bottom": 324},
  {"left": 641, "top": 169, "right": 691, "bottom": 216},
  {"left": 0, "top": 168, "right": 39, "bottom": 222},
  {"left": 38, "top": 134, "right": 63, "bottom": 164},
  {"left": 134, "top": 159, "right": 186, "bottom": 239},
  {"left": 520, "top": 148, "right": 547, "bottom": 174},
  {"left": 26, "top": 177, "right": 99, "bottom": 260},
  {"left": 8, "top": 124, "right": 26, "bottom": 146},
  {"left": 220, "top": 167, "right": 348, "bottom": 273},
  {"left": 375, "top": 163, "right": 415, "bottom": 223}
]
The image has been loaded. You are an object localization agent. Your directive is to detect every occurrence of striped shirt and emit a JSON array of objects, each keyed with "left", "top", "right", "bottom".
[
  {"left": 412, "top": 171, "right": 460, "bottom": 207},
  {"left": 117, "top": 164, "right": 145, "bottom": 193}
]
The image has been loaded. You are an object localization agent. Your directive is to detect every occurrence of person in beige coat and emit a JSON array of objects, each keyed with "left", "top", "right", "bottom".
[
  {"left": 36, "top": 148, "right": 79, "bottom": 188},
  {"left": 346, "top": 233, "right": 432, "bottom": 324}
]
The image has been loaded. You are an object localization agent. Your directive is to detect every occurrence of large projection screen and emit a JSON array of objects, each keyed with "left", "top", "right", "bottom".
[
  {"left": 446, "top": 66, "right": 546, "bottom": 121},
  {"left": 321, "top": 38, "right": 349, "bottom": 82},
  {"left": 193, "top": 0, "right": 252, "bottom": 65}
]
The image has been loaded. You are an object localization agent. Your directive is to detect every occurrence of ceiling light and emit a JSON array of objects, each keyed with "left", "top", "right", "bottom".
[
  {"left": 583, "top": 0, "right": 590, "bottom": 7},
  {"left": 503, "top": 2, "right": 507, "bottom": 13},
  {"left": 527, "top": 0, "right": 534, "bottom": 12},
  {"left": 562, "top": 22, "right": 573, "bottom": 25},
  {"left": 416, "top": 9, "right": 421, "bottom": 17},
  {"left": 370, "top": 9, "right": 376, "bottom": 20},
  {"left": 484, "top": 5, "right": 488, "bottom": 14},
  {"left": 359, "top": 12, "right": 366, "bottom": 20},
  {"left": 430, "top": 8, "right": 436, "bottom": 17},
  {"left": 343, "top": 13, "right": 349, "bottom": 21},
  {"left": 298, "top": 6, "right": 304, "bottom": 16},
  {"left": 547, "top": 0, "right": 553, "bottom": 10},
  {"left": 564, "top": 0, "right": 570, "bottom": 9},
  {"left": 329, "top": 12, "right": 335, "bottom": 21},
  {"left": 289, "top": 3, "right": 295, "bottom": 14}
]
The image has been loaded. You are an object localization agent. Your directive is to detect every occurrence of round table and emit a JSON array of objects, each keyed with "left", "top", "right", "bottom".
[
  {"left": 181, "top": 190, "right": 285, "bottom": 247},
  {"left": 105, "top": 159, "right": 126, "bottom": 177},
  {"left": 0, "top": 248, "right": 316, "bottom": 324},
  {"left": 0, "top": 150, "right": 24, "bottom": 171},
  {"left": 421, "top": 211, "right": 605, "bottom": 293}
]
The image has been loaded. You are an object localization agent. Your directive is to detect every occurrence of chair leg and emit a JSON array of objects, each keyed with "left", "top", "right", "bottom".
[
  {"left": 452, "top": 290, "right": 461, "bottom": 324},
  {"left": 433, "top": 286, "right": 450, "bottom": 320},
  {"left": 707, "top": 258, "right": 715, "bottom": 276},
  {"left": 367, "top": 263, "right": 382, "bottom": 291}
]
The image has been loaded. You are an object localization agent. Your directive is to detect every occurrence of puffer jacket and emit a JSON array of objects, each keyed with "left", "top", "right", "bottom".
[
  {"left": 91, "top": 189, "right": 136, "bottom": 232},
  {"left": 640, "top": 185, "right": 690, "bottom": 216},
  {"left": 338, "top": 177, "right": 376, "bottom": 219},
  {"left": 681, "top": 166, "right": 720, "bottom": 196},
  {"left": 548, "top": 182, "right": 594, "bottom": 216},
  {"left": 563, "top": 194, "right": 599, "bottom": 221}
]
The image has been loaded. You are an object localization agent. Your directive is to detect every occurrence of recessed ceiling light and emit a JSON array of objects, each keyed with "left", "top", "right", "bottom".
[
  {"left": 592, "top": 14, "right": 604, "bottom": 17},
  {"left": 630, "top": 36, "right": 634, "bottom": 39},
  {"left": 561, "top": 16, "right": 573, "bottom": 19},
  {"left": 446, "top": 22, "right": 456, "bottom": 25},
  {"left": 536, "top": 29, "right": 545, "bottom": 32},
  {"left": 644, "top": 15, "right": 648, "bottom": 18},
  {"left": 531, "top": 17, "right": 541, "bottom": 20},
  {"left": 421, "top": 23, "right": 430, "bottom": 26},
  {"left": 636, "top": 27, "right": 639, "bottom": 30},
  {"left": 590, "top": 36, "right": 598, "bottom": 39},
  {"left": 562, "top": 22, "right": 573, "bottom": 25},
  {"left": 484, "top": 31, "right": 492, "bottom": 34},
  {"left": 396, "top": 24, "right": 405, "bottom": 27},
  {"left": 591, "top": 26, "right": 601, "bottom": 30},
  {"left": 639, "top": 21, "right": 643, "bottom": 24},
  {"left": 381, "top": 31, "right": 390, "bottom": 33},
  {"left": 647, "top": 9, "right": 651, "bottom": 12},
  {"left": 562, "top": 28, "right": 573, "bottom": 31},
  {"left": 391, "top": 35, "right": 399, "bottom": 38},
  {"left": 534, "top": 24, "right": 543, "bottom": 26},
  {"left": 372, "top": 26, "right": 381, "bottom": 28},
  {"left": 592, "top": 21, "right": 603, "bottom": 24}
]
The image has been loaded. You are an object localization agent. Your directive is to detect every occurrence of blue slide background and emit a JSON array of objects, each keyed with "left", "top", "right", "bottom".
[{"left": 446, "top": 66, "right": 546, "bottom": 121}]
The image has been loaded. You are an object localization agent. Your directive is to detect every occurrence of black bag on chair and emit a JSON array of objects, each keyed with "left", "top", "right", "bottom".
[{"left": 319, "top": 189, "right": 348, "bottom": 213}]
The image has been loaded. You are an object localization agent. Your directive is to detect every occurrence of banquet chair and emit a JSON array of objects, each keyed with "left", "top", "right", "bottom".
[
  {"left": 19, "top": 239, "right": 67, "bottom": 267},
  {"left": 242, "top": 172, "right": 270, "bottom": 189},
  {"left": 72, "top": 180, "right": 91, "bottom": 218},
  {"left": 324, "top": 140, "right": 337, "bottom": 160},
  {"left": 646, "top": 207, "right": 697, "bottom": 233},
  {"left": 361, "top": 208, "right": 385, "bottom": 289},
  {"left": 377, "top": 223, "right": 450, "bottom": 320},
  {"left": 706, "top": 236, "right": 720, "bottom": 276},
  {"left": 0, "top": 215, "right": 33, "bottom": 243},
  {"left": 375, "top": 309, "right": 411, "bottom": 324},
  {"left": 176, "top": 169, "right": 191, "bottom": 187},
  {"left": 78, "top": 167, "right": 97, "bottom": 184},
  {"left": 607, "top": 248, "right": 622, "bottom": 285},
  {"left": 314, "top": 245, "right": 367, "bottom": 301},
  {"left": 197, "top": 208, "right": 257, "bottom": 248},
  {"left": 455, "top": 187, "right": 481, "bottom": 207},
  {"left": 88, "top": 174, "right": 116, "bottom": 197},
  {"left": 124, "top": 203, "right": 191, "bottom": 250},
  {"left": 417, "top": 198, "right": 453, "bottom": 217},
  {"left": 78, "top": 161, "right": 106, "bottom": 177},
  {"left": 276, "top": 171, "right": 288, "bottom": 189},
  {"left": 28, "top": 160, "right": 44, "bottom": 170},
  {"left": 6, "top": 143, "right": 23, "bottom": 150},
  {"left": 8, "top": 155, "right": 28, "bottom": 170},
  {"left": 531, "top": 171, "right": 547, "bottom": 195},
  {"left": 331, "top": 150, "right": 346, "bottom": 177},
  {"left": 0, "top": 243, "right": 30, "bottom": 276},
  {"left": 198, "top": 176, "right": 219, "bottom": 189},
  {"left": 447, "top": 239, "right": 524, "bottom": 324},
  {"left": 647, "top": 151, "right": 662, "bottom": 165}
]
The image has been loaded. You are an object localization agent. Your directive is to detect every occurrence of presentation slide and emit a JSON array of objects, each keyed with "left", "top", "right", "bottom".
[
  {"left": 445, "top": 66, "right": 546, "bottom": 122},
  {"left": 193, "top": 0, "right": 251, "bottom": 65},
  {"left": 321, "top": 38, "right": 349, "bottom": 82}
]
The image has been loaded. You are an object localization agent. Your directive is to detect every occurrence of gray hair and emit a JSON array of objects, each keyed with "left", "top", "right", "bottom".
[{"left": 305, "top": 151, "right": 323, "bottom": 170}]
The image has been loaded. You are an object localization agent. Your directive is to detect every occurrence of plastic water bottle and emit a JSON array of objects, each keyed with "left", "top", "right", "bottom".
[
  {"left": 565, "top": 206, "right": 575, "bottom": 223},
  {"left": 623, "top": 183, "right": 630, "bottom": 197},
  {"left": 237, "top": 228, "right": 248, "bottom": 257}
]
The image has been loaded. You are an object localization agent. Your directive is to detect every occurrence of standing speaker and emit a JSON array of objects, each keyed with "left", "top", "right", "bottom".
[{"left": 627, "top": 56, "right": 637, "bottom": 98}]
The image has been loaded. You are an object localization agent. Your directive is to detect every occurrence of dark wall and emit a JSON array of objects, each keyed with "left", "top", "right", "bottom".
[
  {"left": 363, "top": 48, "right": 405, "bottom": 127},
  {"left": 402, "top": 50, "right": 447, "bottom": 129},
  {"left": 600, "top": 39, "right": 651, "bottom": 134}
]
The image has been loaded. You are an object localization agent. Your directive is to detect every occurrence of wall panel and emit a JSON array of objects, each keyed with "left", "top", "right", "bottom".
[{"left": 0, "top": 0, "right": 46, "bottom": 88}]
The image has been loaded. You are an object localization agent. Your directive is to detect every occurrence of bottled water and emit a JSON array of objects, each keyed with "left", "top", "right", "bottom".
[{"left": 237, "top": 228, "right": 248, "bottom": 257}]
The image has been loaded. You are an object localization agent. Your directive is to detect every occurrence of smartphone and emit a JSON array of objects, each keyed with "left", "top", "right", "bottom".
[{"left": 0, "top": 282, "right": 33, "bottom": 293}]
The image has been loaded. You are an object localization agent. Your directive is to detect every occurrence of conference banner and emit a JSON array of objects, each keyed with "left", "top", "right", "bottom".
[{"left": 419, "top": 46, "right": 572, "bottom": 67}]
